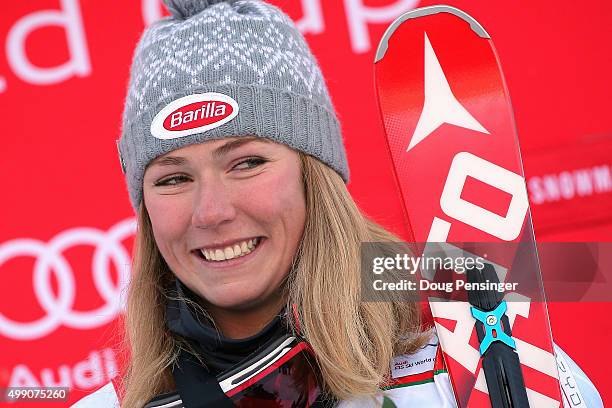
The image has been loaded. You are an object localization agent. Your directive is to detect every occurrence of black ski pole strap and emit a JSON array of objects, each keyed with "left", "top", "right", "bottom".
[{"left": 172, "top": 348, "right": 235, "bottom": 408}]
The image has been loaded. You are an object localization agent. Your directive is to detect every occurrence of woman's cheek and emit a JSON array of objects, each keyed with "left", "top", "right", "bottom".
[
  {"left": 147, "top": 190, "right": 192, "bottom": 221},
  {"left": 146, "top": 197, "right": 192, "bottom": 251},
  {"left": 247, "top": 164, "right": 302, "bottom": 203}
]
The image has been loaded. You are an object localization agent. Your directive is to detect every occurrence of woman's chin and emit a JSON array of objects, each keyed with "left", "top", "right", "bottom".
[{"left": 204, "top": 287, "right": 268, "bottom": 311}]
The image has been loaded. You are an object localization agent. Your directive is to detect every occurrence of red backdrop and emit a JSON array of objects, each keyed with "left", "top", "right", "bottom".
[{"left": 1, "top": 1, "right": 610, "bottom": 406}]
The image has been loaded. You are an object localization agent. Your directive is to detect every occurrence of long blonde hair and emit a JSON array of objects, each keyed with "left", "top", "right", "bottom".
[{"left": 119, "top": 153, "right": 428, "bottom": 407}]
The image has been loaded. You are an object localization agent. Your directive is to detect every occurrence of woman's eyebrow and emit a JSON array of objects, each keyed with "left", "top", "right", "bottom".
[
  {"left": 150, "top": 156, "right": 187, "bottom": 167},
  {"left": 213, "top": 137, "right": 268, "bottom": 159}
]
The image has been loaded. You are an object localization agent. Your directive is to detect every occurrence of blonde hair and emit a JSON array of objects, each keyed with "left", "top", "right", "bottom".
[{"left": 119, "top": 153, "right": 428, "bottom": 407}]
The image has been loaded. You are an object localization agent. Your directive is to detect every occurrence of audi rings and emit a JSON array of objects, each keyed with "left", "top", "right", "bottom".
[{"left": 0, "top": 218, "right": 135, "bottom": 340}]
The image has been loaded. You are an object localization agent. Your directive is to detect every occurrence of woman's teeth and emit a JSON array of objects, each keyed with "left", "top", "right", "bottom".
[{"left": 200, "top": 238, "right": 261, "bottom": 262}]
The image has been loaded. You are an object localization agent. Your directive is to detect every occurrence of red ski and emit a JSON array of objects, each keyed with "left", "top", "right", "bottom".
[{"left": 374, "top": 6, "right": 561, "bottom": 407}]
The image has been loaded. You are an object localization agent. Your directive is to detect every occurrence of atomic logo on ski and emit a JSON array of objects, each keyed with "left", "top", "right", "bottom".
[{"left": 408, "top": 33, "right": 489, "bottom": 152}]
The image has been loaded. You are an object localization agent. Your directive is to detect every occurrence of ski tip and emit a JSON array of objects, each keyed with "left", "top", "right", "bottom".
[{"left": 374, "top": 5, "right": 490, "bottom": 63}]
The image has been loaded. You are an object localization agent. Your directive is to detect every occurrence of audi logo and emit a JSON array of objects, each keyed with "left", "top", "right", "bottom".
[{"left": 0, "top": 218, "right": 136, "bottom": 341}]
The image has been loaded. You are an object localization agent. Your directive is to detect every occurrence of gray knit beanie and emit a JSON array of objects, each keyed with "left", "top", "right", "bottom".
[{"left": 117, "top": 0, "right": 349, "bottom": 210}]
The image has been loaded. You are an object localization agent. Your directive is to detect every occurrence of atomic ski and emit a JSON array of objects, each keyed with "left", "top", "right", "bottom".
[{"left": 374, "top": 6, "right": 562, "bottom": 407}]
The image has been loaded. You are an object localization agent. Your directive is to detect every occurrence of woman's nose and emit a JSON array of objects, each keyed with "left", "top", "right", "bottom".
[{"left": 191, "top": 178, "right": 237, "bottom": 229}]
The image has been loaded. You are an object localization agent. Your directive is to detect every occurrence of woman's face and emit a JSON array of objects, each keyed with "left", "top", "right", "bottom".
[{"left": 143, "top": 137, "right": 306, "bottom": 312}]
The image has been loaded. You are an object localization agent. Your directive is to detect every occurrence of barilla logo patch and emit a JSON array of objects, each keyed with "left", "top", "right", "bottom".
[{"left": 151, "top": 93, "right": 239, "bottom": 140}]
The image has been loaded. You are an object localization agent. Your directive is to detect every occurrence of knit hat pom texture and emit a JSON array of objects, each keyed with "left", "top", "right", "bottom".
[{"left": 163, "top": 0, "right": 233, "bottom": 18}]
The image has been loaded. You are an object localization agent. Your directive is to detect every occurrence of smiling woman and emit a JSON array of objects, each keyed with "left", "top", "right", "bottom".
[
  {"left": 142, "top": 138, "right": 306, "bottom": 336},
  {"left": 122, "top": 147, "right": 431, "bottom": 408},
  {"left": 71, "top": 0, "right": 433, "bottom": 407}
]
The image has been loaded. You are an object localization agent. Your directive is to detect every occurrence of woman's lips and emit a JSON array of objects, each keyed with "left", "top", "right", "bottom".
[{"left": 193, "top": 237, "right": 264, "bottom": 269}]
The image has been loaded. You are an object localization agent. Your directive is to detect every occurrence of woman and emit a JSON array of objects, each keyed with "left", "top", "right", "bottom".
[
  {"left": 126, "top": 139, "right": 430, "bottom": 408},
  {"left": 73, "top": 0, "right": 602, "bottom": 407}
]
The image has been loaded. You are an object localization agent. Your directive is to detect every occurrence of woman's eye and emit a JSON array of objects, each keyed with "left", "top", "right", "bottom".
[
  {"left": 233, "top": 157, "right": 267, "bottom": 171},
  {"left": 154, "top": 175, "right": 190, "bottom": 186}
]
